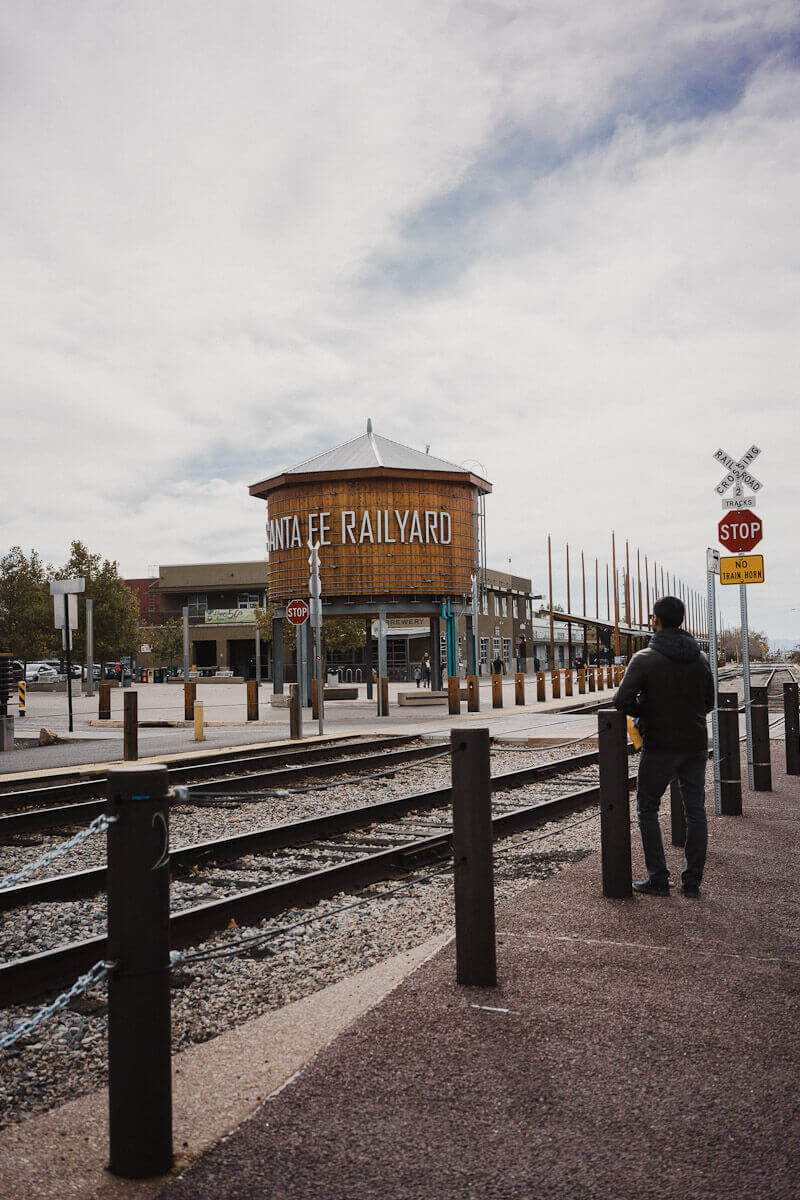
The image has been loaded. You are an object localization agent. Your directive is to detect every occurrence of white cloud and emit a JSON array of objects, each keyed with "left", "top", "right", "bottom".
[{"left": 1, "top": 2, "right": 798, "bottom": 637}]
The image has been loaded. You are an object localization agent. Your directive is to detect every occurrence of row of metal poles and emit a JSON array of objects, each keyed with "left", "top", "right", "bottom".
[{"left": 56, "top": 683, "right": 800, "bottom": 1178}]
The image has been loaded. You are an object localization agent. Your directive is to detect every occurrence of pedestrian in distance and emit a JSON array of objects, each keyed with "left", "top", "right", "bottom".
[
  {"left": 614, "top": 595, "right": 715, "bottom": 897},
  {"left": 414, "top": 664, "right": 422, "bottom": 689},
  {"left": 421, "top": 652, "right": 431, "bottom": 688},
  {"left": 533, "top": 656, "right": 541, "bottom": 673}
]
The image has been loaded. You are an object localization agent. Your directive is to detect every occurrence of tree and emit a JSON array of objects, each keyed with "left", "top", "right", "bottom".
[
  {"left": 0, "top": 547, "right": 53, "bottom": 661},
  {"left": 721, "top": 627, "right": 768, "bottom": 662},
  {"left": 141, "top": 619, "right": 184, "bottom": 668},
  {"left": 322, "top": 618, "right": 365, "bottom": 658},
  {"left": 55, "top": 541, "right": 139, "bottom": 662}
]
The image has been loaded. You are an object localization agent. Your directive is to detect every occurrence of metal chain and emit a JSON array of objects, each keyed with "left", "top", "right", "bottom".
[
  {"left": 0, "top": 959, "right": 114, "bottom": 1052},
  {"left": 0, "top": 814, "right": 117, "bottom": 891}
]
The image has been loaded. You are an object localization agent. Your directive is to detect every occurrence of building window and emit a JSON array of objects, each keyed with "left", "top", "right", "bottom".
[
  {"left": 482, "top": 591, "right": 489, "bottom": 616},
  {"left": 501, "top": 596, "right": 508, "bottom": 617},
  {"left": 237, "top": 592, "right": 262, "bottom": 609},
  {"left": 493, "top": 594, "right": 500, "bottom": 617},
  {"left": 502, "top": 638, "right": 512, "bottom": 664},
  {"left": 492, "top": 636, "right": 501, "bottom": 661},
  {"left": 187, "top": 593, "right": 207, "bottom": 617},
  {"left": 479, "top": 637, "right": 489, "bottom": 666},
  {"left": 512, "top": 597, "right": 519, "bottom": 619}
]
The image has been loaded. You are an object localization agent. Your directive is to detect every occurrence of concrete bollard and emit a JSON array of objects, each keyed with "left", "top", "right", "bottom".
[
  {"left": 184, "top": 682, "right": 196, "bottom": 722},
  {"left": 597, "top": 708, "right": 632, "bottom": 898},
  {"left": 669, "top": 777, "right": 686, "bottom": 847},
  {"left": 246, "top": 679, "right": 259, "bottom": 722},
  {"left": 451, "top": 727, "right": 496, "bottom": 988},
  {"left": 750, "top": 685, "right": 772, "bottom": 791},
  {"left": 467, "top": 675, "right": 479, "bottom": 712},
  {"left": 193, "top": 701, "right": 205, "bottom": 742},
  {"left": 107, "top": 764, "right": 173, "bottom": 1178},
  {"left": 564, "top": 670, "right": 573, "bottom": 697},
  {"left": 514, "top": 672, "right": 525, "bottom": 705},
  {"left": 123, "top": 692, "right": 138, "bottom": 762},
  {"left": 783, "top": 682, "right": 799, "bottom": 776},
  {"left": 448, "top": 676, "right": 461, "bottom": 716},
  {"left": 99, "top": 683, "right": 111, "bottom": 720},
  {"left": 491, "top": 674, "right": 503, "bottom": 708},
  {"left": 536, "top": 672, "right": 546, "bottom": 701}
]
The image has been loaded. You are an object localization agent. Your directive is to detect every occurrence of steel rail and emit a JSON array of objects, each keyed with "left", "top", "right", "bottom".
[
  {"left": 0, "top": 750, "right": 602, "bottom": 911},
  {"left": 0, "top": 733, "right": 417, "bottom": 810},
  {"left": 0, "top": 758, "right": 630, "bottom": 1006}
]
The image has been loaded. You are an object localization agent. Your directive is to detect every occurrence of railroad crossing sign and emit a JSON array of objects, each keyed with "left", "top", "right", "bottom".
[
  {"left": 719, "top": 554, "right": 765, "bottom": 586},
  {"left": 286, "top": 598, "right": 310, "bottom": 625},
  {"left": 713, "top": 445, "right": 762, "bottom": 508},
  {"left": 718, "top": 513, "right": 763, "bottom": 554}
]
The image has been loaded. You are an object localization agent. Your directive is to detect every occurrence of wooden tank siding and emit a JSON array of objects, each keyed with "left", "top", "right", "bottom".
[{"left": 261, "top": 478, "right": 479, "bottom": 601}]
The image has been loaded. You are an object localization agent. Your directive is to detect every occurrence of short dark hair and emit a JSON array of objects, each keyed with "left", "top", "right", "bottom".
[{"left": 653, "top": 595, "right": 684, "bottom": 629}]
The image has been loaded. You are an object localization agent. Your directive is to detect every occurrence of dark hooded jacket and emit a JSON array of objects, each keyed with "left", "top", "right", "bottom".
[{"left": 614, "top": 628, "right": 715, "bottom": 753}]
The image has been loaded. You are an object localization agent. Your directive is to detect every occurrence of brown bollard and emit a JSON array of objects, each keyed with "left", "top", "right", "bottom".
[
  {"left": 536, "top": 672, "right": 546, "bottom": 701},
  {"left": 597, "top": 708, "right": 632, "bottom": 898},
  {"left": 784, "top": 682, "right": 800, "bottom": 775},
  {"left": 467, "top": 675, "right": 479, "bottom": 712},
  {"left": 751, "top": 685, "right": 772, "bottom": 791},
  {"left": 246, "top": 679, "right": 259, "bottom": 722},
  {"left": 587, "top": 668, "right": 596, "bottom": 693},
  {"left": 669, "top": 776, "right": 686, "bottom": 847},
  {"left": 184, "top": 681, "right": 196, "bottom": 722},
  {"left": 564, "top": 669, "right": 573, "bottom": 697},
  {"left": 378, "top": 676, "right": 389, "bottom": 717},
  {"left": 289, "top": 683, "right": 302, "bottom": 740},
  {"left": 718, "top": 692, "right": 742, "bottom": 815},
  {"left": 448, "top": 675, "right": 461, "bottom": 715},
  {"left": 514, "top": 672, "right": 525, "bottom": 705},
  {"left": 107, "top": 764, "right": 173, "bottom": 1178},
  {"left": 123, "top": 691, "right": 138, "bottom": 762},
  {"left": 312, "top": 678, "right": 323, "bottom": 721},
  {"left": 99, "top": 682, "right": 111, "bottom": 720},
  {"left": 578, "top": 669, "right": 586, "bottom": 694},
  {"left": 491, "top": 674, "right": 503, "bottom": 708},
  {"left": 551, "top": 670, "right": 561, "bottom": 699},
  {"left": 451, "top": 727, "right": 496, "bottom": 988},
  {"left": 606, "top": 666, "right": 614, "bottom": 690}
]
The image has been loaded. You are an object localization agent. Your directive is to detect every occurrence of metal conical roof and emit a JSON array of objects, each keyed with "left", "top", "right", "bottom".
[{"left": 285, "top": 430, "right": 466, "bottom": 475}]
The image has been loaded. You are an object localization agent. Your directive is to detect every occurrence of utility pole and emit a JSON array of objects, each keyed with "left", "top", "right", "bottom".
[
  {"left": 308, "top": 540, "right": 323, "bottom": 735},
  {"left": 86, "top": 597, "right": 95, "bottom": 698}
]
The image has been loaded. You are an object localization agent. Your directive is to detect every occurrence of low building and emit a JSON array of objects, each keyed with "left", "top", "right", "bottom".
[{"left": 157, "top": 561, "right": 268, "bottom": 678}]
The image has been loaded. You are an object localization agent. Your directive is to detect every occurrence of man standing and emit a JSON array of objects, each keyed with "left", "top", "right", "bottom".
[{"left": 614, "top": 596, "right": 715, "bottom": 897}]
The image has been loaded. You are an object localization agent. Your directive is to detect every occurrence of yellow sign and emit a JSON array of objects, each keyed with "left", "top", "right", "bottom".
[{"left": 719, "top": 554, "right": 764, "bottom": 586}]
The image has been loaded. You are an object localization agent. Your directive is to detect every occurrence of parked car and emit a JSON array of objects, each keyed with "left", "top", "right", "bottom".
[
  {"left": 25, "top": 663, "right": 59, "bottom": 682},
  {"left": 9, "top": 660, "right": 24, "bottom": 683}
]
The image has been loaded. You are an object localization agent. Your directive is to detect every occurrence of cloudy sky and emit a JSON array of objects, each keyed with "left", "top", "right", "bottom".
[{"left": 2, "top": 2, "right": 798, "bottom": 639}]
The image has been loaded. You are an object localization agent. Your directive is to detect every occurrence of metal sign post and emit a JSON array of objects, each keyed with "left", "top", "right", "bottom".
[
  {"left": 86, "top": 598, "right": 95, "bottom": 698},
  {"left": 308, "top": 543, "right": 323, "bottom": 735},
  {"left": 740, "top": 583, "right": 755, "bottom": 789},
  {"left": 712, "top": 444, "right": 763, "bottom": 792},
  {"left": 51, "top": 579, "right": 84, "bottom": 734},
  {"left": 182, "top": 607, "right": 190, "bottom": 682},
  {"left": 706, "top": 549, "right": 722, "bottom": 814}
]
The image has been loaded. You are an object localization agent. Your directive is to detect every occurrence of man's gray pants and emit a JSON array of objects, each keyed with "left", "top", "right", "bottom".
[{"left": 637, "top": 750, "right": 708, "bottom": 887}]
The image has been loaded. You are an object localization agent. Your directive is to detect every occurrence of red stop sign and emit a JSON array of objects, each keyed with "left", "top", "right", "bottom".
[
  {"left": 718, "top": 513, "right": 763, "bottom": 553},
  {"left": 286, "top": 598, "right": 309, "bottom": 625}
]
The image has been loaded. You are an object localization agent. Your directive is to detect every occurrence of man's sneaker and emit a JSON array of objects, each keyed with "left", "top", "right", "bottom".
[
  {"left": 633, "top": 878, "right": 671, "bottom": 896},
  {"left": 680, "top": 882, "right": 701, "bottom": 896}
]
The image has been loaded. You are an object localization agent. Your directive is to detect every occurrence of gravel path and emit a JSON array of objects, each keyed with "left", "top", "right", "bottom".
[{"left": 0, "top": 741, "right": 604, "bottom": 1130}]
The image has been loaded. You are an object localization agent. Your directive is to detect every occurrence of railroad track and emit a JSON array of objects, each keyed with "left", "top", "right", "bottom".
[
  {"left": 1, "top": 744, "right": 632, "bottom": 1005},
  {"left": 0, "top": 735, "right": 444, "bottom": 835}
]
